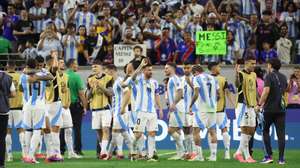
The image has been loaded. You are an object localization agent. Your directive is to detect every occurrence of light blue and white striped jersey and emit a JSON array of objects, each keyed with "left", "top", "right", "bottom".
[
  {"left": 193, "top": 73, "right": 219, "bottom": 113},
  {"left": 112, "top": 77, "right": 124, "bottom": 116},
  {"left": 135, "top": 75, "right": 159, "bottom": 113},
  {"left": 223, "top": 41, "right": 239, "bottom": 64},
  {"left": 75, "top": 11, "right": 96, "bottom": 34},
  {"left": 185, "top": 23, "right": 203, "bottom": 41},
  {"left": 160, "top": 20, "right": 177, "bottom": 41},
  {"left": 143, "top": 28, "right": 161, "bottom": 49},
  {"left": 227, "top": 19, "right": 248, "bottom": 50},
  {"left": 167, "top": 75, "right": 183, "bottom": 105},
  {"left": 29, "top": 6, "right": 47, "bottom": 33},
  {"left": 241, "top": 0, "right": 257, "bottom": 16},
  {"left": 280, "top": 12, "right": 299, "bottom": 38},
  {"left": 62, "top": 35, "right": 79, "bottom": 62},
  {"left": 181, "top": 75, "right": 197, "bottom": 113},
  {"left": 20, "top": 72, "right": 48, "bottom": 106},
  {"left": 43, "top": 18, "right": 65, "bottom": 31}
]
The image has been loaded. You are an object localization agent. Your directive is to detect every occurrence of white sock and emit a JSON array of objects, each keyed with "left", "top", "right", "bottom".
[
  {"left": 109, "top": 132, "right": 118, "bottom": 154},
  {"left": 210, "top": 143, "right": 217, "bottom": 157},
  {"left": 51, "top": 132, "right": 61, "bottom": 155},
  {"left": 64, "top": 128, "right": 74, "bottom": 154},
  {"left": 192, "top": 140, "right": 196, "bottom": 153},
  {"left": 44, "top": 133, "right": 53, "bottom": 157},
  {"left": 38, "top": 135, "right": 43, "bottom": 154},
  {"left": 101, "top": 140, "right": 109, "bottom": 154},
  {"left": 171, "top": 132, "right": 184, "bottom": 154},
  {"left": 222, "top": 132, "right": 230, "bottom": 152},
  {"left": 115, "top": 133, "right": 123, "bottom": 155},
  {"left": 243, "top": 135, "right": 251, "bottom": 159},
  {"left": 5, "top": 134, "right": 12, "bottom": 156},
  {"left": 186, "top": 134, "right": 193, "bottom": 154},
  {"left": 19, "top": 132, "right": 26, "bottom": 156},
  {"left": 24, "top": 131, "right": 33, "bottom": 156},
  {"left": 207, "top": 134, "right": 212, "bottom": 151},
  {"left": 121, "top": 131, "right": 133, "bottom": 154},
  {"left": 196, "top": 145, "right": 203, "bottom": 158},
  {"left": 236, "top": 134, "right": 246, "bottom": 154},
  {"left": 147, "top": 136, "right": 156, "bottom": 158},
  {"left": 132, "top": 136, "right": 140, "bottom": 155},
  {"left": 137, "top": 135, "right": 145, "bottom": 155},
  {"left": 29, "top": 130, "right": 41, "bottom": 158}
]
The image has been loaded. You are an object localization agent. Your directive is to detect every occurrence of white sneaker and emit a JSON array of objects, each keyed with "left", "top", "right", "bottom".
[
  {"left": 6, "top": 155, "right": 13, "bottom": 162},
  {"left": 68, "top": 152, "right": 82, "bottom": 159},
  {"left": 224, "top": 151, "right": 230, "bottom": 160},
  {"left": 207, "top": 155, "right": 217, "bottom": 161}
]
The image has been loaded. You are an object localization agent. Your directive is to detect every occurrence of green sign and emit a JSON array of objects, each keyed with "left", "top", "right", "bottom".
[{"left": 196, "top": 31, "right": 227, "bottom": 55}]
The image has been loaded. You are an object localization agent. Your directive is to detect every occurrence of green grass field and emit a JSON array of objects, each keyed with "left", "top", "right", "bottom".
[{"left": 6, "top": 150, "right": 300, "bottom": 168}]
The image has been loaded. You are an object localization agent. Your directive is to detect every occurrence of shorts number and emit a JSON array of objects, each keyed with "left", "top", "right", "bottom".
[
  {"left": 244, "top": 112, "right": 249, "bottom": 119},
  {"left": 137, "top": 119, "right": 141, "bottom": 125}
]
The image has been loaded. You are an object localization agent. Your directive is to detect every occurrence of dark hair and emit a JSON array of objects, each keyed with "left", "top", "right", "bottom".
[
  {"left": 254, "top": 67, "right": 264, "bottom": 79},
  {"left": 45, "top": 55, "right": 52, "bottom": 62},
  {"left": 207, "top": 62, "right": 219, "bottom": 70},
  {"left": 192, "top": 64, "right": 203, "bottom": 73},
  {"left": 36, "top": 55, "right": 44, "bottom": 63},
  {"left": 106, "top": 64, "right": 117, "bottom": 71},
  {"left": 92, "top": 59, "right": 102, "bottom": 65},
  {"left": 280, "top": 23, "right": 288, "bottom": 30},
  {"left": 267, "top": 58, "right": 281, "bottom": 71},
  {"left": 78, "top": 25, "right": 87, "bottom": 36},
  {"left": 66, "top": 58, "right": 76, "bottom": 68},
  {"left": 262, "top": 10, "right": 272, "bottom": 16},
  {"left": 244, "top": 55, "right": 256, "bottom": 62},
  {"left": 7, "top": 60, "right": 16, "bottom": 67},
  {"left": 26, "top": 58, "right": 37, "bottom": 69},
  {"left": 183, "top": 61, "right": 193, "bottom": 66},
  {"left": 166, "top": 62, "right": 177, "bottom": 70},
  {"left": 67, "top": 23, "right": 76, "bottom": 29},
  {"left": 286, "top": 2, "right": 296, "bottom": 12},
  {"left": 133, "top": 45, "right": 143, "bottom": 52}
]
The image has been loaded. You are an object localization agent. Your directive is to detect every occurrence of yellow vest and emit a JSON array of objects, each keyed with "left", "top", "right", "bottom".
[
  {"left": 87, "top": 74, "right": 113, "bottom": 110},
  {"left": 46, "top": 71, "right": 70, "bottom": 107},
  {"left": 239, "top": 71, "right": 257, "bottom": 107},
  {"left": 216, "top": 75, "right": 226, "bottom": 112},
  {"left": 7, "top": 71, "right": 23, "bottom": 109}
]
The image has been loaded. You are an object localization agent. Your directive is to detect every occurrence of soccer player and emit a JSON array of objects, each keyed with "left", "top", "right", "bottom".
[
  {"left": 164, "top": 62, "right": 185, "bottom": 160},
  {"left": 189, "top": 65, "right": 219, "bottom": 161},
  {"left": 180, "top": 62, "right": 194, "bottom": 159},
  {"left": 233, "top": 56, "right": 257, "bottom": 163},
  {"left": 21, "top": 58, "right": 54, "bottom": 163},
  {"left": 57, "top": 58, "right": 81, "bottom": 159},
  {"left": 87, "top": 60, "right": 113, "bottom": 159},
  {"left": 208, "top": 62, "right": 234, "bottom": 159},
  {"left": 130, "top": 63, "right": 163, "bottom": 161},
  {"left": 5, "top": 60, "right": 25, "bottom": 161}
]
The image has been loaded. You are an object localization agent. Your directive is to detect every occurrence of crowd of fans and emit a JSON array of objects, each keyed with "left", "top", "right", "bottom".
[{"left": 0, "top": 0, "right": 300, "bottom": 66}]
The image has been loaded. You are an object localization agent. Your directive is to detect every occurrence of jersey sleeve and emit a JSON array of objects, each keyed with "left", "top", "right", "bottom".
[
  {"left": 174, "top": 76, "right": 183, "bottom": 91},
  {"left": 154, "top": 80, "right": 159, "bottom": 95},
  {"left": 193, "top": 76, "right": 200, "bottom": 89}
]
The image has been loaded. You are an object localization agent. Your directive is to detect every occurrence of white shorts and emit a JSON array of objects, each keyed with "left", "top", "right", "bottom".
[
  {"left": 92, "top": 109, "right": 112, "bottom": 129},
  {"left": 47, "top": 101, "right": 63, "bottom": 127},
  {"left": 128, "top": 110, "right": 137, "bottom": 128},
  {"left": 235, "top": 103, "right": 256, "bottom": 127},
  {"left": 8, "top": 109, "right": 23, "bottom": 129},
  {"left": 168, "top": 111, "right": 184, "bottom": 128},
  {"left": 193, "top": 112, "right": 216, "bottom": 129},
  {"left": 134, "top": 112, "right": 158, "bottom": 132},
  {"left": 113, "top": 113, "right": 129, "bottom": 130},
  {"left": 61, "top": 108, "right": 73, "bottom": 128},
  {"left": 22, "top": 101, "right": 46, "bottom": 130},
  {"left": 183, "top": 113, "right": 193, "bottom": 127},
  {"left": 216, "top": 112, "right": 230, "bottom": 130}
]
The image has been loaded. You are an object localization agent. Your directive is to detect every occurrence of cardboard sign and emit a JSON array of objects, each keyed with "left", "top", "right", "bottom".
[
  {"left": 196, "top": 31, "right": 227, "bottom": 55},
  {"left": 114, "top": 44, "right": 147, "bottom": 67}
]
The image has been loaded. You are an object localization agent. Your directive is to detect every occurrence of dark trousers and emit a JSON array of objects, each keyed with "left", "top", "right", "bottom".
[
  {"left": 70, "top": 102, "right": 83, "bottom": 153},
  {"left": 263, "top": 112, "right": 286, "bottom": 159},
  {"left": 0, "top": 115, "right": 8, "bottom": 167}
]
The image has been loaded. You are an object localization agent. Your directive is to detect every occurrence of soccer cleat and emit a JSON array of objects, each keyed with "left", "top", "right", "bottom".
[
  {"left": 224, "top": 151, "right": 230, "bottom": 160},
  {"left": 99, "top": 153, "right": 108, "bottom": 160},
  {"left": 153, "top": 152, "right": 159, "bottom": 160},
  {"left": 47, "top": 154, "right": 64, "bottom": 162},
  {"left": 23, "top": 157, "right": 39, "bottom": 164},
  {"left": 207, "top": 156, "right": 217, "bottom": 162},
  {"left": 68, "top": 152, "right": 83, "bottom": 159},
  {"left": 278, "top": 159, "right": 286, "bottom": 165},
  {"left": 188, "top": 155, "right": 204, "bottom": 162},
  {"left": 260, "top": 156, "right": 273, "bottom": 164},
  {"left": 116, "top": 155, "right": 124, "bottom": 160},
  {"left": 35, "top": 153, "right": 46, "bottom": 159},
  {"left": 245, "top": 156, "right": 256, "bottom": 163},
  {"left": 6, "top": 155, "right": 13, "bottom": 162},
  {"left": 233, "top": 153, "right": 246, "bottom": 163}
]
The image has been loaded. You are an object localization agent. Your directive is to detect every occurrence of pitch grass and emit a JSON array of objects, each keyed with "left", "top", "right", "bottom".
[{"left": 6, "top": 150, "right": 300, "bottom": 168}]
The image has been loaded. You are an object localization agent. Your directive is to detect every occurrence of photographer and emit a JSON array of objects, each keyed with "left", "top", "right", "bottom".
[{"left": 287, "top": 66, "right": 300, "bottom": 108}]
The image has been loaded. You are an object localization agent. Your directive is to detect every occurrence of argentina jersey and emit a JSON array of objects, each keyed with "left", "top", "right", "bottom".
[
  {"left": 193, "top": 73, "right": 219, "bottom": 113},
  {"left": 135, "top": 75, "right": 159, "bottom": 113},
  {"left": 167, "top": 75, "right": 183, "bottom": 107},
  {"left": 20, "top": 72, "right": 48, "bottom": 106},
  {"left": 112, "top": 77, "right": 124, "bottom": 116},
  {"left": 182, "top": 76, "right": 197, "bottom": 113}
]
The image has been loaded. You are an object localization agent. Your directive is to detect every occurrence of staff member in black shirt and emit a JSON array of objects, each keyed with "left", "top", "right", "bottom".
[{"left": 257, "top": 58, "right": 287, "bottom": 165}]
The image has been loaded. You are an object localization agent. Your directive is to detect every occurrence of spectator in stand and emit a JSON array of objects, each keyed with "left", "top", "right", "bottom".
[
  {"left": 223, "top": 31, "right": 240, "bottom": 64},
  {"left": 96, "top": 15, "right": 112, "bottom": 45},
  {"left": 160, "top": 12, "right": 176, "bottom": 41},
  {"left": 258, "top": 0, "right": 277, "bottom": 17},
  {"left": 62, "top": 23, "right": 79, "bottom": 62},
  {"left": 187, "top": 0, "right": 205, "bottom": 16},
  {"left": 296, "top": 34, "right": 300, "bottom": 64},
  {"left": 77, "top": 25, "right": 88, "bottom": 66},
  {"left": 13, "top": 9, "right": 34, "bottom": 53},
  {"left": 276, "top": 24, "right": 293, "bottom": 64},
  {"left": 37, "top": 24, "right": 63, "bottom": 58},
  {"left": 155, "top": 27, "right": 177, "bottom": 65},
  {"left": 280, "top": 2, "right": 299, "bottom": 39},
  {"left": 248, "top": 14, "right": 258, "bottom": 35},
  {"left": 143, "top": 18, "right": 161, "bottom": 64},
  {"left": 2, "top": 4, "right": 19, "bottom": 52},
  {"left": 241, "top": 0, "right": 258, "bottom": 17},
  {"left": 245, "top": 35, "right": 257, "bottom": 59},
  {"left": 68, "top": 1, "right": 96, "bottom": 35},
  {"left": 256, "top": 10, "right": 280, "bottom": 58},
  {"left": 174, "top": 31, "right": 197, "bottom": 64},
  {"left": 21, "top": 40, "right": 38, "bottom": 59},
  {"left": 185, "top": 14, "right": 203, "bottom": 42},
  {"left": 121, "top": 27, "right": 139, "bottom": 45},
  {"left": 259, "top": 41, "right": 278, "bottom": 63},
  {"left": 0, "top": 28, "right": 12, "bottom": 54},
  {"left": 121, "top": 13, "right": 142, "bottom": 43},
  {"left": 102, "top": 5, "right": 120, "bottom": 43},
  {"left": 43, "top": 10, "right": 65, "bottom": 34},
  {"left": 287, "top": 66, "right": 300, "bottom": 109},
  {"left": 29, "top": 0, "right": 47, "bottom": 35},
  {"left": 173, "top": 8, "right": 188, "bottom": 43}
]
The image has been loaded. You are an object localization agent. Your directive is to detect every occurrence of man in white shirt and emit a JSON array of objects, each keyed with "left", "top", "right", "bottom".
[{"left": 276, "top": 24, "right": 292, "bottom": 64}]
